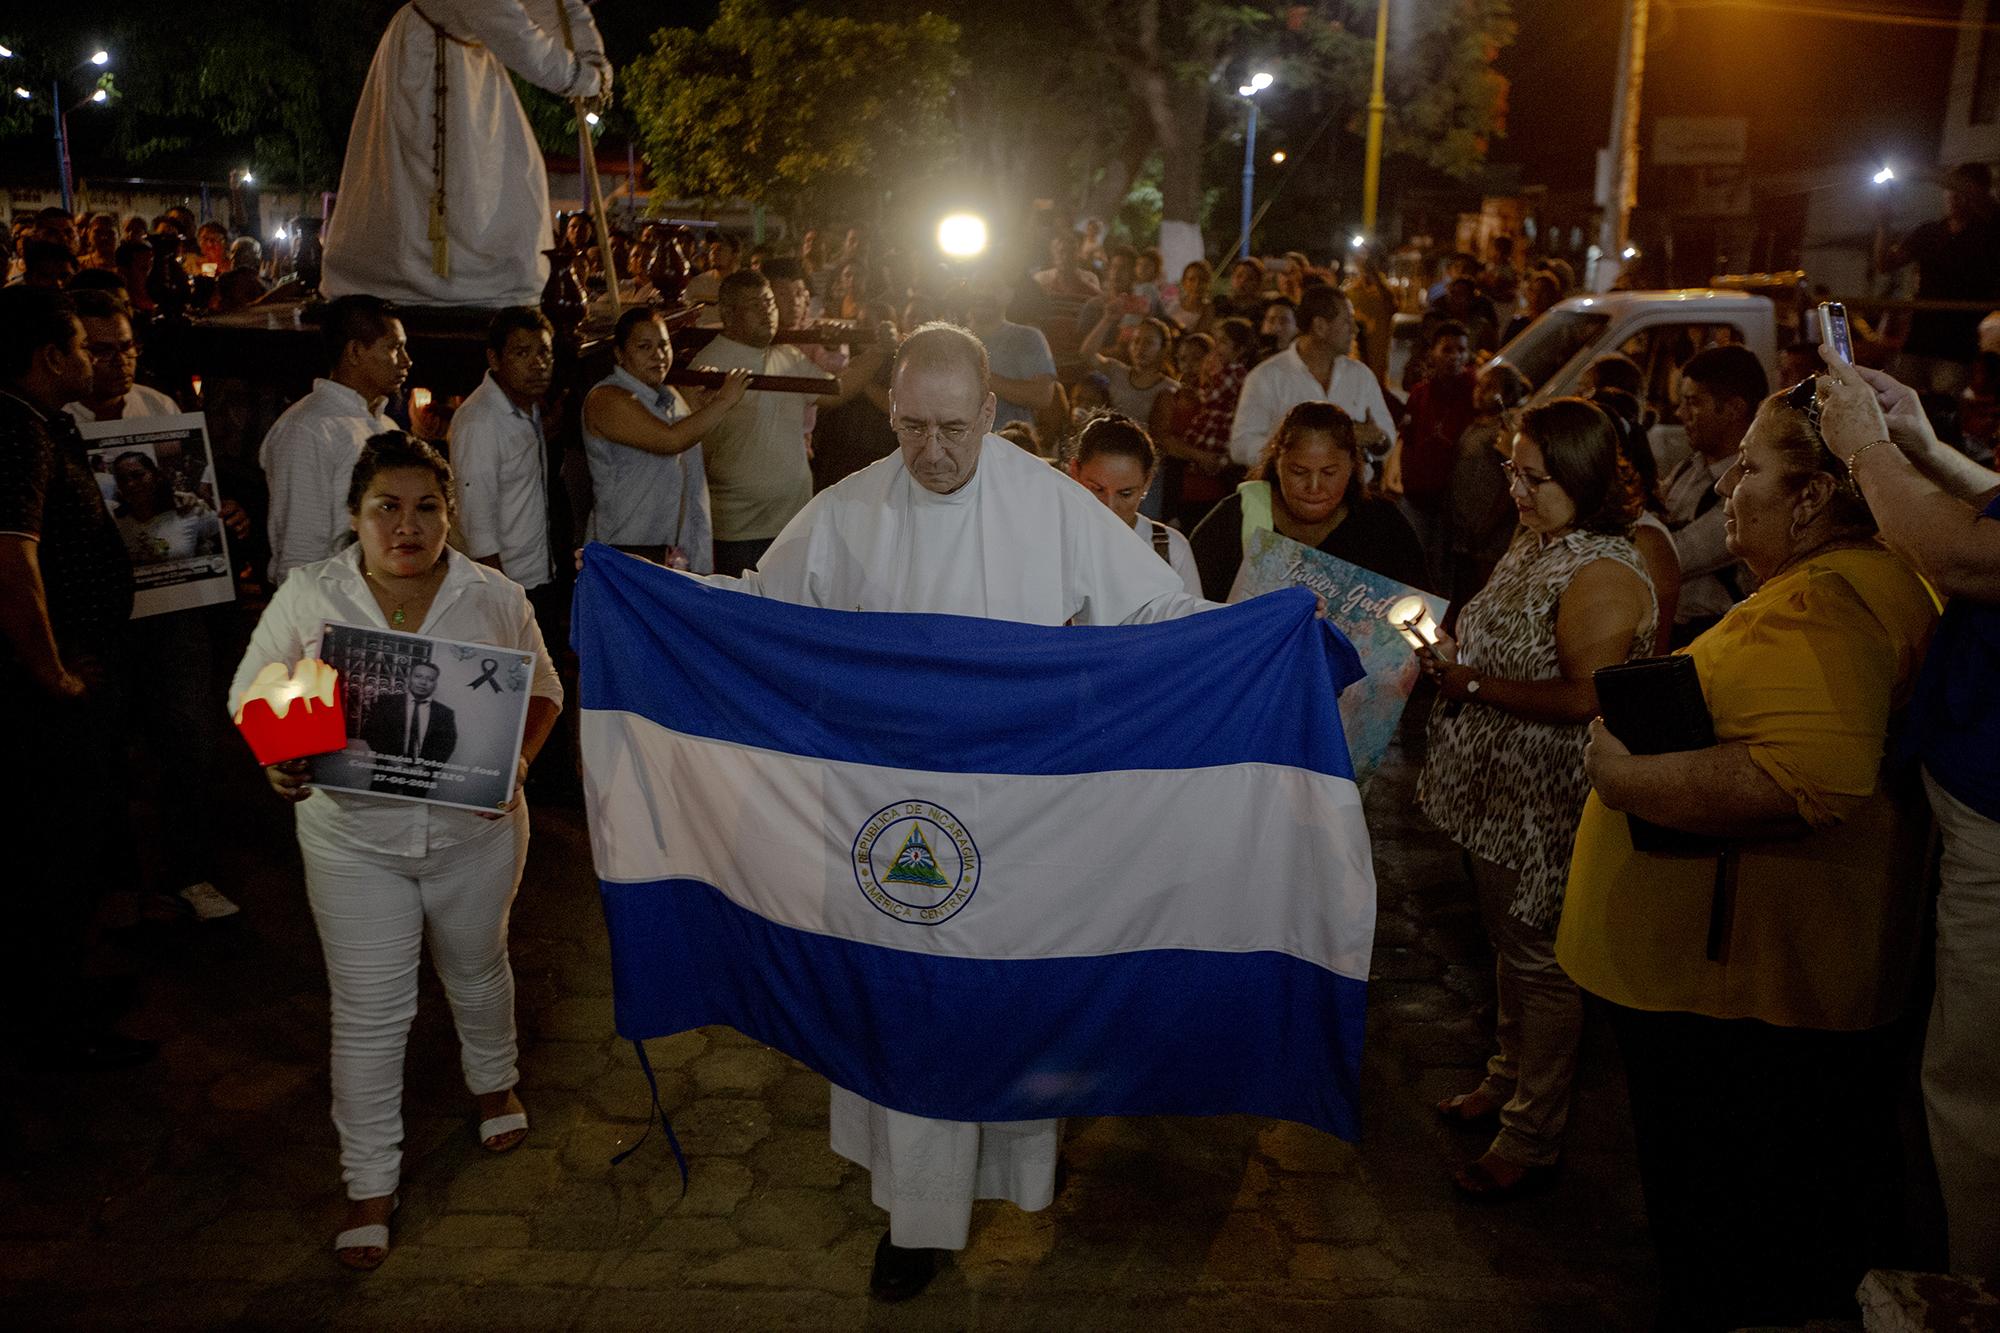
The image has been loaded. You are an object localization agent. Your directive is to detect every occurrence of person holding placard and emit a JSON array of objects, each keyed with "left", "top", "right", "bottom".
[{"left": 229, "top": 432, "right": 561, "bottom": 1271}]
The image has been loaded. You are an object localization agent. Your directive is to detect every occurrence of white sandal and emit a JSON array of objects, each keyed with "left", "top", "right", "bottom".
[
  {"left": 333, "top": 1195, "right": 399, "bottom": 1271},
  {"left": 478, "top": 1110, "right": 529, "bottom": 1153}
]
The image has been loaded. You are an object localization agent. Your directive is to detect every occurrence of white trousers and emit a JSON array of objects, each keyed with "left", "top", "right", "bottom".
[
  {"left": 828, "top": 1085, "right": 1059, "bottom": 1250},
  {"left": 298, "top": 807, "right": 530, "bottom": 1200},
  {"left": 1923, "top": 771, "right": 2000, "bottom": 1281}
]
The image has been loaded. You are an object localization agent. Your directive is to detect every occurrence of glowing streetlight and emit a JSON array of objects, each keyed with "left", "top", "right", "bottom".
[
  {"left": 89, "top": 88, "right": 106, "bottom": 104},
  {"left": 937, "top": 212, "right": 989, "bottom": 261},
  {"left": 1271, "top": 150, "right": 1287, "bottom": 164},
  {"left": 240, "top": 168, "right": 254, "bottom": 184},
  {"left": 13, "top": 86, "right": 30, "bottom": 100},
  {"left": 584, "top": 111, "right": 600, "bottom": 126},
  {"left": 1351, "top": 234, "right": 1367, "bottom": 250},
  {"left": 0, "top": 44, "right": 14, "bottom": 59},
  {"left": 1873, "top": 164, "right": 1895, "bottom": 185},
  {"left": 1621, "top": 245, "right": 1640, "bottom": 261},
  {"left": 1237, "top": 72, "right": 1275, "bottom": 258},
  {"left": 89, "top": 50, "right": 109, "bottom": 66}
]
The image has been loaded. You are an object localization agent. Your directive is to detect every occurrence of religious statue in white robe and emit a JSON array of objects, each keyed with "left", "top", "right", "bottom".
[
  {"left": 698, "top": 434, "right": 1213, "bottom": 1250},
  {"left": 321, "top": 0, "right": 609, "bottom": 308}
]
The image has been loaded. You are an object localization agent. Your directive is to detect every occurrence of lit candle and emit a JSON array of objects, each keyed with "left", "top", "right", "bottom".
[
  {"left": 1386, "top": 595, "right": 1438, "bottom": 650},
  {"left": 411, "top": 387, "right": 432, "bottom": 412}
]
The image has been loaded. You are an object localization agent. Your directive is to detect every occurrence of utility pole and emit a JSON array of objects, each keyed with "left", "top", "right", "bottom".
[
  {"left": 1595, "top": 0, "right": 1648, "bottom": 290},
  {"left": 1361, "top": 0, "right": 1390, "bottom": 235}
]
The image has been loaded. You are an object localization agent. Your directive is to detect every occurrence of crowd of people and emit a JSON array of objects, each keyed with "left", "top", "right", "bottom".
[{"left": 3, "top": 195, "right": 1997, "bottom": 1325}]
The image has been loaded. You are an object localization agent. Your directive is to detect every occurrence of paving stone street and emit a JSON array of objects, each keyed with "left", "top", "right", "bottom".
[{"left": 0, "top": 717, "right": 1661, "bottom": 1331}]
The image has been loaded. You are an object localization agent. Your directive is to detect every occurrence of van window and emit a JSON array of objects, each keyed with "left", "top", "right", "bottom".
[
  {"left": 1615, "top": 323, "right": 1748, "bottom": 422},
  {"left": 1495, "top": 309, "right": 1609, "bottom": 391}
]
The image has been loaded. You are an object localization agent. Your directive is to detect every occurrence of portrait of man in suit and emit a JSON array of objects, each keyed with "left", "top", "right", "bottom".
[{"left": 360, "top": 661, "right": 458, "bottom": 792}]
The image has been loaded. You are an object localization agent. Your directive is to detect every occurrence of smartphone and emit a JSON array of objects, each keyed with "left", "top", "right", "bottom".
[{"left": 1819, "top": 301, "right": 1853, "bottom": 364}]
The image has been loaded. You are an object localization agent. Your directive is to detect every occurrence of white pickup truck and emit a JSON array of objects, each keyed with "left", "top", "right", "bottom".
[{"left": 1486, "top": 289, "right": 1782, "bottom": 470}]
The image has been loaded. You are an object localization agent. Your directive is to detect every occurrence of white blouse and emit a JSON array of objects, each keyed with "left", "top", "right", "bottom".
[{"left": 229, "top": 546, "right": 562, "bottom": 858}]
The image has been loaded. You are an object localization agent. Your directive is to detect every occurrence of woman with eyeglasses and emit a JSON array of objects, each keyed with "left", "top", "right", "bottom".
[
  {"left": 1557, "top": 380, "right": 1937, "bottom": 1328},
  {"left": 1414, "top": 397, "right": 1657, "bottom": 1201}
]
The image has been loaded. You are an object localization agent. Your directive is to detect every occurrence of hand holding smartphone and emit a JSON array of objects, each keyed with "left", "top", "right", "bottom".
[{"left": 1819, "top": 301, "right": 1853, "bottom": 365}]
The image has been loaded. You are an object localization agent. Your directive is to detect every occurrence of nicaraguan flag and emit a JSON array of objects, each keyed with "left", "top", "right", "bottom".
[{"left": 574, "top": 546, "right": 1377, "bottom": 1140}]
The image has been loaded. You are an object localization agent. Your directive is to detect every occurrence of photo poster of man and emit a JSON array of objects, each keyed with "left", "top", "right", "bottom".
[
  {"left": 309, "top": 621, "right": 535, "bottom": 812},
  {"left": 1229, "top": 527, "right": 1445, "bottom": 789},
  {"left": 79, "top": 413, "right": 233, "bottom": 618}
]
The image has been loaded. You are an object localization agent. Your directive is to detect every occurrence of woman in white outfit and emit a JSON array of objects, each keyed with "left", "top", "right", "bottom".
[{"left": 229, "top": 433, "right": 561, "bottom": 1269}]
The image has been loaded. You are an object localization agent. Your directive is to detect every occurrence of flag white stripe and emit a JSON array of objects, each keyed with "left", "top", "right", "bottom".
[{"left": 583, "top": 709, "right": 1377, "bottom": 980}]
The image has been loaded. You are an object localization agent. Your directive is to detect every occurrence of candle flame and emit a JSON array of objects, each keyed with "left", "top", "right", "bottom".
[{"left": 235, "top": 658, "right": 338, "bottom": 724}]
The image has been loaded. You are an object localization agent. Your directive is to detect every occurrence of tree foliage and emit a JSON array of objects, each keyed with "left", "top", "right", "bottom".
[
  {"left": 1077, "top": 0, "right": 1515, "bottom": 244},
  {"left": 0, "top": 5, "right": 391, "bottom": 192},
  {"left": 623, "top": 0, "right": 961, "bottom": 221}
]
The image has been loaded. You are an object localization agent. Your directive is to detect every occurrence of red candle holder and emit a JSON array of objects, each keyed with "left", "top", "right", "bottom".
[{"left": 234, "top": 659, "right": 347, "bottom": 765}]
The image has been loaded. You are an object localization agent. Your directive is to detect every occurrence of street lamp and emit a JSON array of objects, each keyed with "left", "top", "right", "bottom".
[
  {"left": 1237, "top": 71, "right": 1274, "bottom": 260},
  {"left": 1271, "top": 150, "right": 1287, "bottom": 165},
  {"left": 1873, "top": 164, "right": 1895, "bottom": 185},
  {"left": 17, "top": 47, "right": 115, "bottom": 213}
]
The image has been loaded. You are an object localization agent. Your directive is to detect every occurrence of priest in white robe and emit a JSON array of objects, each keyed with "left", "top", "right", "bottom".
[
  {"left": 321, "top": 0, "right": 609, "bottom": 308},
  {"left": 694, "top": 323, "right": 1215, "bottom": 1297}
]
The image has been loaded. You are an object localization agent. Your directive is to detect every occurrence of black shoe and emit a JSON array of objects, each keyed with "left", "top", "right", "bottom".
[
  {"left": 869, "top": 1231, "right": 939, "bottom": 1301},
  {"left": 24, "top": 1031, "right": 160, "bottom": 1073}
]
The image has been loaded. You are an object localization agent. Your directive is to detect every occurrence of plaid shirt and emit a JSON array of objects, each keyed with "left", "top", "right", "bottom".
[{"left": 1187, "top": 361, "right": 1247, "bottom": 456}]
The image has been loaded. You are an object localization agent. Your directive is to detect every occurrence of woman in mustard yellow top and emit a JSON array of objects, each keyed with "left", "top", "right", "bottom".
[{"left": 1559, "top": 380, "right": 1936, "bottom": 1332}]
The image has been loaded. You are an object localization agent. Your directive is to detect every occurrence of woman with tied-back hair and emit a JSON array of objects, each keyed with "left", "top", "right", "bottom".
[{"left": 1186, "top": 400, "right": 1427, "bottom": 602}]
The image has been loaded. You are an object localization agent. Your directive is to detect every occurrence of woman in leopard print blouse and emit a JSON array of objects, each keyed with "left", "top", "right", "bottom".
[{"left": 1413, "top": 398, "right": 1658, "bottom": 1200}]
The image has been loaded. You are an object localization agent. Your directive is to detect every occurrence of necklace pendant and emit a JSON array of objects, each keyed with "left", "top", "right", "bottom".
[{"left": 391, "top": 609, "right": 406, "bottom": 627}]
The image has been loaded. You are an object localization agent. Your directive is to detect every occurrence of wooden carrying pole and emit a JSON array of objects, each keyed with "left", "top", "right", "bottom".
[
  {"left": 663, "top": 368, "right": 835, "bottom": 396},
  {"left": 554, "top": 1, "right": 620, "bottom": 316}
]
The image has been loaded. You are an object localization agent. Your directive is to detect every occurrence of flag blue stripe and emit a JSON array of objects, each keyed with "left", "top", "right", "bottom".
[
  {"left": 573, "top": 544, "right": 1364, "bottom": 780},
  {"left": 602, "top": 877, "right": 1367, "bottom": 1141}
]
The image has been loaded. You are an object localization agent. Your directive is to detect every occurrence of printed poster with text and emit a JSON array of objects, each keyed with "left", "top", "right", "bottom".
[
  {"left": 1229, "top": 527, "right": 1444, "bottom": 788},
  {"left": 79, "top": 412, "right": 234, "bottom": 618}
]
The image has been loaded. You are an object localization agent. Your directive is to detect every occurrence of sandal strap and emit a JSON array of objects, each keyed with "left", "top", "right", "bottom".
[
  {"left": 333, "top": 1223, "right": 390, "bottom": 1252},
  {"left": 479, "top": 1111, "right": 529, "bottom": 1141}
]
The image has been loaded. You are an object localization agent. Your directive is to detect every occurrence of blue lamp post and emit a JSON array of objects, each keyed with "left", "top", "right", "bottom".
[{"left": 1237, "top": 71, "right": 1273, "bottom": 261}]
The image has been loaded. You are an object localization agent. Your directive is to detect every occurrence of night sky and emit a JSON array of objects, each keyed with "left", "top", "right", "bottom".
[{"left": 1493, "top": 0, "right": 1968, "bottom": 190}]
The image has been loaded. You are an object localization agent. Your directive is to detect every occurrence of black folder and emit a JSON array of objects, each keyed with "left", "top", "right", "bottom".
[{"left": 1593, "top": 654, "right": 1736, "bottom": 962}]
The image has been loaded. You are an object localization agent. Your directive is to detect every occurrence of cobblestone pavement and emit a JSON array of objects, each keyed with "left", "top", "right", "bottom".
[{"left": 0, "top": 724, "right": 1658, "bottom": 1331}]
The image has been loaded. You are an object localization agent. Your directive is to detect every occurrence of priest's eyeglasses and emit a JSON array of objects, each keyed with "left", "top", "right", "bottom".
[{"left": 892, "top": 420, "right": 975, "bottom": 446}]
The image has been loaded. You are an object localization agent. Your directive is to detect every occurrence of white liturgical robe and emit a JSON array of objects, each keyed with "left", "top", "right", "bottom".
[
  {"left": 696, "top": 435, "right": 1215, "bottom": 1249},
  {"left": 321, "top": 0, "right": 608, "bottom": 308}
]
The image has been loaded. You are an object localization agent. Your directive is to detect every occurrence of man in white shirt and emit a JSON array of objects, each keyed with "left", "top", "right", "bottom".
[
  {"left": 261, "top": 295, "right": 408, "bottom": 583},
  {"left": 65, "top": 286, "right": 246, "bottom": 922},
  {"left": 1229, "top": 286, "right": 1393, "bottom": 470},
  {"left": 449, "top": 308, "right": 556, "bottom": 610},
  {"left": 690, "top": 270, "right": 835, "bottom": 576},
  {"left": 694, "top": 324, "right": 1213, "bottom": 1299},
  {"left": 1659, "top": 344, "right": 1769, "bottom": 643},
  {"left": 63, "top": 289, "right": 180, "bottom": 423}
]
